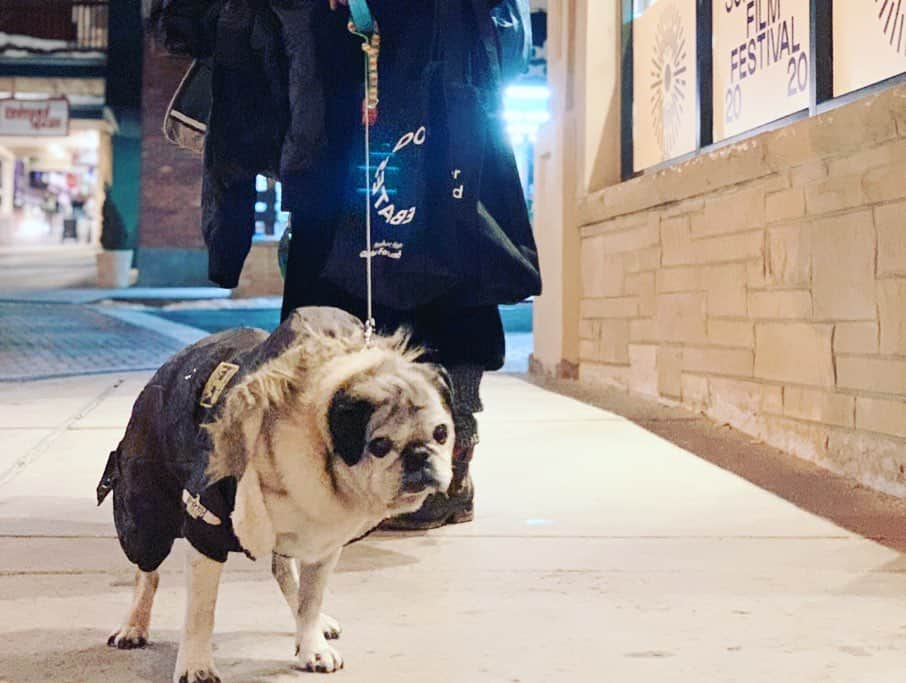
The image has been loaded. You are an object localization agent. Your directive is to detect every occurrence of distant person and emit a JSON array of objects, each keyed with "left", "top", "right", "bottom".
[{"left": 41, "top": 192, "right": 58, "bottom": 234}]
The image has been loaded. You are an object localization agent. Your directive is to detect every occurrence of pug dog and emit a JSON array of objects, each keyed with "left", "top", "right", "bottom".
[{"left": 97, "top": 307, "right": 454, "bottom": 682}]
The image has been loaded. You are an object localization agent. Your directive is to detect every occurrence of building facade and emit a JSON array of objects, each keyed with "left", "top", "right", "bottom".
[
  {"left": 0, "top": 0, "right": 117, "bottom": 250},
  {"left": 534, "top": 0, "right": 906, "bottom": 494}
]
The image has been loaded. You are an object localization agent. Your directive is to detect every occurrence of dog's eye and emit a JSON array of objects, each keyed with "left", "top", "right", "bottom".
[
  {"left": 368, "top": 437, "right": 393, "bottom": 458},
  {"left": 433, "top": 425, "right": 449, "bottom": 445}
]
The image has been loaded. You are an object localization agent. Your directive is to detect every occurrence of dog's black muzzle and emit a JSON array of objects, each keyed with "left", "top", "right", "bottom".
[{"left": 401, "top": 445, "right": 445, "bottom": 494}]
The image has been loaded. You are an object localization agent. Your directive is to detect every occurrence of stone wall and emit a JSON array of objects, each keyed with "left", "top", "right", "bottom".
[
  {"left": 232, "top": 240, "right": 284, "bottom": 298},
  {"left": 577, "top": 83, "right": 906, "bottom": 494}
]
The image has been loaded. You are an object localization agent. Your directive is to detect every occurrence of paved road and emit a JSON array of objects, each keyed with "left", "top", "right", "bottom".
[{"left": 2, "top": 371, "right": 906, "bottom": 682}]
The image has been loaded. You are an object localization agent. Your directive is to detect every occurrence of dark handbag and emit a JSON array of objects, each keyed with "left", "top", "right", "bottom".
[
  {"left": 320, "top": 0, "right": 541, "bottom": 311},
  {"left": 163, "top": 58, "right": 212, "bottom": 154}
]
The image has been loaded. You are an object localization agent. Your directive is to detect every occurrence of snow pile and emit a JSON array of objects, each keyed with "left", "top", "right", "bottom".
[{"left": 0, "top": 32, "right": 104, "bottom": 59}]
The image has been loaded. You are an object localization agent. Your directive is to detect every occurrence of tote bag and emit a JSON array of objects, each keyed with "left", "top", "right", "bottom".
[{"left": 320, "top": 0, "right": 541, "bottom": 310}]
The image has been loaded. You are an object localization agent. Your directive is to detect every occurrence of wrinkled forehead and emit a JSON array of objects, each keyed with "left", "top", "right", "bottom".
[{"left": 359, "top": 364, "right": 451, "bottom": 422}]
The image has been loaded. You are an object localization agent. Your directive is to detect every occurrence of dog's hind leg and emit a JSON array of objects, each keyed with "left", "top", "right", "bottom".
[
  {"left": 108, "top": 569, "right": 160, "bottom": 649},
  {"left": 174, "top": 546, "right": 224, "bottom": 683},
  {"left": 271, "top": 553, "right": 341, "bottom": 640}
]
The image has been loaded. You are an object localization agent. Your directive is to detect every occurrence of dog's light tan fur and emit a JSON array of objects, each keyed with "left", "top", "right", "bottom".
[
  {"left": 110, "top": 309, "right": 454, "bottom": 681},
  {"left": 205, "top": 324, "right": 420, "bottom": 483}
]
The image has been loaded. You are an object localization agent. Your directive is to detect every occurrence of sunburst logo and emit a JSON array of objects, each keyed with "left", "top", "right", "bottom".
[
  {"left": 649, "top": 3, "right": 689, "bottom": 157},
  {"left": 876, "top": 0, "right": 906, "bottom": 56}
]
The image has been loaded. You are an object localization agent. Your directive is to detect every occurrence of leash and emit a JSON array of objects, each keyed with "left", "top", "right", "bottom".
[{"left": 347, "top": 0, "right": 379, "bottom": 348}]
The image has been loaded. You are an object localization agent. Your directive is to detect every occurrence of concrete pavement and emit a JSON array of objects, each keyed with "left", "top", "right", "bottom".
[{"left": 2, "top": 371, "right": 906, "bottom": 682}]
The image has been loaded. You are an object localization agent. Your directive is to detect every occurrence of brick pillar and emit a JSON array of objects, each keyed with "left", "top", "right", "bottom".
[{"left": 136, "top": 36, "right": 210, "bottom": 286}]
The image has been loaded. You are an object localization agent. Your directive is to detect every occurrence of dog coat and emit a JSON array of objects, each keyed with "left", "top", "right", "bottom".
[{"left": 97, "top": 307, "right": 364, "bottom": 572}]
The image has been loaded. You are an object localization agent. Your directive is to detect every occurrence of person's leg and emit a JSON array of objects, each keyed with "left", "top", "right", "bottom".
[
  {"left": 380, "top": 364, "right": 483, "bottom": 530},
  {"left": 448, "top": 363, "right": 482, "bottom": 498}
]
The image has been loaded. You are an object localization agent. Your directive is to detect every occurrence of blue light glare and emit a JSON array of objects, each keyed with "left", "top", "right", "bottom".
[
  {"left": 505, "top": 84, "right": 552, "bottom": 102},
  {"left": 503, "top": 83, "right": 552, "bottom": 145}
]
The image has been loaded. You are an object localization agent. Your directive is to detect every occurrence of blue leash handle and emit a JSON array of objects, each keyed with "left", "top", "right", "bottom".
[{"left": 347, "top": 0, "right": 374, "bottom": 33}]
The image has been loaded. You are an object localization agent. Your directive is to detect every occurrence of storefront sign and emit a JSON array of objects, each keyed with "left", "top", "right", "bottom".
[
  {"left": 633, "top": 0, "right": 698, "bottom": 171},
  {"left": 834, "top": 0, "right": 906, "bottom": 96},
  {"left": 0, "top": 98, "right": 70, "bottom": 137},
  {"left": 713, "top": 0, "right": 811, "bottom": 141}
]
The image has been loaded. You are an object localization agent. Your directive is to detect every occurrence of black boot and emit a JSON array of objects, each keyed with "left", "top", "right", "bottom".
[{"left": 380, "top": 447, "right": 474, "bottom": 531}]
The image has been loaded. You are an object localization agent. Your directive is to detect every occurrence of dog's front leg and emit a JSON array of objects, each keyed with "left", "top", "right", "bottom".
[
  {"left": 295, "top": 548, "right": 343, "bottom": 673},
  {"left": 174, "top": 547, "right": 224, "bottom": 683},
  {"left": 272, "top": 554, "right": 342, "bottom": 640}
]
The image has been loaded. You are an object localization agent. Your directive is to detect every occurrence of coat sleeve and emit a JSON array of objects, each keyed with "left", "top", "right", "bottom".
[{"left": 201, "top": 173, "right": 258, "bottom": 289}]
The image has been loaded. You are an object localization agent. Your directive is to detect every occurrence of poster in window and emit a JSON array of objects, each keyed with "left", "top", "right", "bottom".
[
  {"left": 713, "top": 0, "right": 811, "bottom": 141},
  {"left": 834, "top": 0, "right": 906, "bottom": 96},
  {"left": 633, "top": 0, "right": 698, "bottom": 171}
]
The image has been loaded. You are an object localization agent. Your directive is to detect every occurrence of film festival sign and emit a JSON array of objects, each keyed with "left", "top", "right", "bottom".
[
  {"left": 0, "top": 98, "right": 70, "bottom": 137},
  {"left": 633, "top": 0, "right": 698, "bottom": 170},
  {"left": 713, "top": 0, "right": 811, "bottom": 141}
]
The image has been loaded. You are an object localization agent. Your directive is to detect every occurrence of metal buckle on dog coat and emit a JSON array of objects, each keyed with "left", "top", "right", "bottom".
[
  {"left": 182, "top": 490, "right": 223, "bottom": 526},
  {"left": 200, "top": 362, "right": 240, "bottom": 408}
]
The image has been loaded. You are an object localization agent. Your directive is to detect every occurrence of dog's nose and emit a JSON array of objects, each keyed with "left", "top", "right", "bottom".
[{"left": 402, "top": 446, "right": 431, "bottom": 474}]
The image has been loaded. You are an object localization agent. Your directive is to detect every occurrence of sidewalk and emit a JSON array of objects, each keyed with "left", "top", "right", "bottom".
[
  {"left": 2, "top": 365, "right": 906, "bottom": 682},
  {"left": 0, "top": 291, "right": 534, "bottom": 379}
]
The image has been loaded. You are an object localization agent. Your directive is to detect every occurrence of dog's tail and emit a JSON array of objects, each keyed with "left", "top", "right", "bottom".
[{"left": 96, "top": 449, "right": 120, "bottom": 506}]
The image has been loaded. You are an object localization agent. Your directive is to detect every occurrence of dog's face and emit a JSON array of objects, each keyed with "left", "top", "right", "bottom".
[{"left": 326, "top": 359, "right": 455, "bottom": 515}]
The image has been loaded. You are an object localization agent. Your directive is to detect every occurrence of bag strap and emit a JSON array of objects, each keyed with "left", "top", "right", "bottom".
[
  {"left": 432, "top": 0, "right": 505, "bottom": 90},
  {"left": 432, "top": 0, "right": 470, "bottom": 84},
  {"left": 347, "top": 0, "right": 374, "bottom": 33},
  {"left": 470, "top": 0, "right": 504, "bottom": 90}
]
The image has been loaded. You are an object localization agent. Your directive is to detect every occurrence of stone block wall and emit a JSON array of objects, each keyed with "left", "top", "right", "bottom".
[
  {"left": 577, "top": 84, "right": 906, "bottom": 494},
  {"left": 232, "top": 240, "right": 284, "bottom": 298}
]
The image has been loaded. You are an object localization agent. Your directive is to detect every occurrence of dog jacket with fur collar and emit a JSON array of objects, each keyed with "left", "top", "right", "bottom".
[{"left": 97, "top": 307, "right": 365, "bottom": 571}]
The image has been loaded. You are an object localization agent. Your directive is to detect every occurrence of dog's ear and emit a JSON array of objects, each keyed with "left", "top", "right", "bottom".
[
  {"left": 328, "top": 389, "right": 375, "bottom": 466},
  {"left": 428, "top": 364, "right": 454, "bottom": 412}
]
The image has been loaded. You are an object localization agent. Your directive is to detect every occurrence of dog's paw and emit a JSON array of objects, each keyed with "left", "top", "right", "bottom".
[
  {"left": 320, "top": 613, "right": 342, "bottom": 640},
  {"left": 107, "top": 625, "right": 149, "bottom": 650},
  {"left": 174, "top": 666, "right": 221, "bottom": 683},
  {"left": 295, "top": 642, "right": 344, "bottom": 674}
]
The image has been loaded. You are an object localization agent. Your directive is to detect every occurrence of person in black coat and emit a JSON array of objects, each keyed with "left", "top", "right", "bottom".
[{"left": 151, "top": 0, "right": 540, "bottom": 529}]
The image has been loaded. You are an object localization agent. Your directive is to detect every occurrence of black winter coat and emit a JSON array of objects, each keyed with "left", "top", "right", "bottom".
[
  {"left": 152, "top": 0, "right": 525, "bottom": 370},
  {"left": 152, "top": 0, "right": 330, "bottom": 286}
]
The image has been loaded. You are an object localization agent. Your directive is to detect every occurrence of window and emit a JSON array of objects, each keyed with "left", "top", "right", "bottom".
[
  {"left": 622, "top": 0, "right": 906, "bottom": 178},
  {"left": 834, "top": 0, "right": 906, "bottom": 96},
  {"left": 713, "top": 0, "right": 811, "bottom": 141},
  {"left": 632, "top": 0, "right": 698, "bottom": 170}
]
